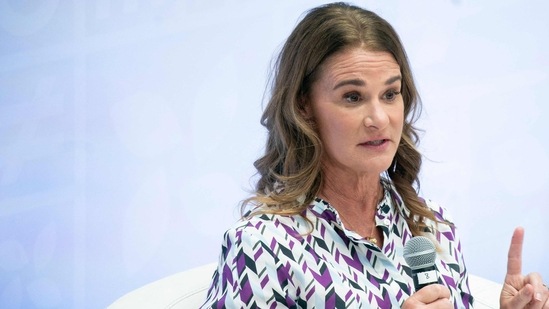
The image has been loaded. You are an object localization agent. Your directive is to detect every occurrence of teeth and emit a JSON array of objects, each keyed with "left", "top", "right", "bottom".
[{"left": 367, "top": 140, "right": 384, "bottom": 145}]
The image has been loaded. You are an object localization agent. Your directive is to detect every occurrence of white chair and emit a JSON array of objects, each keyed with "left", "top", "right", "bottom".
[
  {"left": 108, "top": 263, "right": 217, "bottom": 309},
  {"left": 468, "top": 274, "right": 503, "bottom": 309},
  {"left": 108, "top": 263, "right": 502, "bottom": 308}
]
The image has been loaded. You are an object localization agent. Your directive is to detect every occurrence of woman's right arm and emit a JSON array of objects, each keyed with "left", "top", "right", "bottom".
[{"left": 200, "top": 225, "right": 296, "bottom": 308}]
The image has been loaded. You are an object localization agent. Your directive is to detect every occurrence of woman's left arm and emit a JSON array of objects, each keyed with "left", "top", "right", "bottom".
[
  {"left": 427, "top": 201, "right": 474, "bottom": 308},
  {"left": 454, "top": 235, "right": 475, "bottom": 308},
  {"left": 448, "top": 223, "right": 474, "bottom": 308}
]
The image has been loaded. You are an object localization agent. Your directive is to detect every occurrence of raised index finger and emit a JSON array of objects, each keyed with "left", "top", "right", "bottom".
[{"left": 506, "top": 226, "right": 524, "bottom": 276}]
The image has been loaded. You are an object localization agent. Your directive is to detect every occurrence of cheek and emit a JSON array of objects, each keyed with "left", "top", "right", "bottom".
[
  {"left": 316, "top": 119, "right": 338, "bottom": 142},
  {"left": 392, "top": 104, "right": 405, "bottom": 130},
  {"left": 315, "top": 113, "right": 350, "bottom": 145},
  {"left": 395, "top": 114, "right": 404, "bottom": 131}
]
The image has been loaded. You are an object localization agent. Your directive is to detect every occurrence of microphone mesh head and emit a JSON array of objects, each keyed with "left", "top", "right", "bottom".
[{"left": 403, "top": 236, "right": 436, "bottom": 270}]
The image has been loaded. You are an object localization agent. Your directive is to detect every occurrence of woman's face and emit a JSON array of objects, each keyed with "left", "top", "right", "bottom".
[{"left": 305, "top": 47, "right": 404, "bottom": 178}]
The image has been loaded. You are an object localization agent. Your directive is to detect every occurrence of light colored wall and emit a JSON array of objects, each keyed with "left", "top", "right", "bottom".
[{"left": 0, "top": 1, "right": 547, "bottom": 308}]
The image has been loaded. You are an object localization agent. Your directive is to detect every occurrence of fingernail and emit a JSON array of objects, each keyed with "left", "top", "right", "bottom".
[{"left": 535, "top": 292, "right": 542, "bottom": 301}]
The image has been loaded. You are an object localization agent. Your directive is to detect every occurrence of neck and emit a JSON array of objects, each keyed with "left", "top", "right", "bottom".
[
  {"left": 319, "top": 173, "right": 384, "bottom": 246},
  {"left": 320, "top": 169, "right": 382, "bottom": 215}
]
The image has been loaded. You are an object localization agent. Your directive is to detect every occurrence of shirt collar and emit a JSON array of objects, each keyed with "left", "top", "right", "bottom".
[{"left": 308, "top": 178, "right": 411, "bottom": 224}]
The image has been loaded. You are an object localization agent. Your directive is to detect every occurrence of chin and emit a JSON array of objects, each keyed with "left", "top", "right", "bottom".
[
  {"left": 359, "top": 161, "right": 393, "bottom": 176},
  {"left": 353, "top": 165, "right": 391, "bottom": 176}
]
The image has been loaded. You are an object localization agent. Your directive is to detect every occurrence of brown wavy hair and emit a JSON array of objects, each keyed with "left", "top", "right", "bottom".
[{"left": 243, "top": 2, "right": 441, "bottom": 236}]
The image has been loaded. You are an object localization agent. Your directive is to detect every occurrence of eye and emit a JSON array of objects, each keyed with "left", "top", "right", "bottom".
[
  {"left": 344, "top": 92, "right": 362, "bottom": 104},
  {"left": 383, "top": 89, "right": 401, "bottom": 102}
]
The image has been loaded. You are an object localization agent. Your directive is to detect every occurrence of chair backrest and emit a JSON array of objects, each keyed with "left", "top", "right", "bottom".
[
  {"left": 107, "top": 262, "right": 217, "bottom": 309},
  {"left": 108, "top": 263, "right": 502, "bottom": 308},
  {"left": 468, "top": 274, "right": 502, "bottom": 309}
]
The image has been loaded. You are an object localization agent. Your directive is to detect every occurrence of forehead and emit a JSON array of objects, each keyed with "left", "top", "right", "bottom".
[{"left": 317, "top": 48, "right": 400, "bottom": 82}]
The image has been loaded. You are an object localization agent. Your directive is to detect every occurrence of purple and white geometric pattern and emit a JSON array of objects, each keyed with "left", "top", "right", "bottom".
[{"left": 201, "top": 180, "right": 474, "bottom": 308}]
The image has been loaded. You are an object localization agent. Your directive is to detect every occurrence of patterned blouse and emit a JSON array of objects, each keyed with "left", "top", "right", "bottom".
[{"left": 201, "top": 181, "right": 474, "bottom": 308}]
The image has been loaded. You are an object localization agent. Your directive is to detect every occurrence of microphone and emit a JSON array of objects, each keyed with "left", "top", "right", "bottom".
[{"left": 403, "top": 236, "right": 439, "bottom": 290}]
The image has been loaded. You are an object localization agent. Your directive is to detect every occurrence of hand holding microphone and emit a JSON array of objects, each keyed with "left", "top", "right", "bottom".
[{"left": 402, "top": 236, "right": 452, "bottom": 308}]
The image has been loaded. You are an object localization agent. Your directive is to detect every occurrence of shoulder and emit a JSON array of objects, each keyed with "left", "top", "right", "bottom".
[
  {"left": 423, "top": 198, "right": 456, "bottom": 225},
  {"left": 221, "top": 212, "right": 312, "bottom": 250},
  {"left": 418, "top": 198, "right": 461, "bottom": 249},
  {"left": 421, "top": 199, "right": 465, "bottom": 257},
  {"left": 383, "top": 180, "right": 454, "bottom": 226}
]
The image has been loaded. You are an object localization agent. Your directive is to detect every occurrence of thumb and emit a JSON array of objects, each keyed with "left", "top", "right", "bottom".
[{"left": 504, "top": 284, "right": 534, "bottom": 309}]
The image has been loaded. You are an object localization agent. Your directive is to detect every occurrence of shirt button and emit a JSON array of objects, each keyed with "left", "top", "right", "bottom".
[{"left": 383, "top": 218, "right": 390, "bottom": 225}]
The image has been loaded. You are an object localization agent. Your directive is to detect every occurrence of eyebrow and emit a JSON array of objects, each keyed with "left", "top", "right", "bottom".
[
  {"left": 385, "top": 75, "right": 402, "bottom": 85},
  {"left": 333, "top": 79, "right": 365, "bottom": 90},
  {"left": 332, "top": 75, "right": 402, "bottom": 90}
]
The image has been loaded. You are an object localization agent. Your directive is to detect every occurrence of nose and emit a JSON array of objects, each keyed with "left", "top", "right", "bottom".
[{"left": 363, "top": 100, "right": 389, "bottom": 129}]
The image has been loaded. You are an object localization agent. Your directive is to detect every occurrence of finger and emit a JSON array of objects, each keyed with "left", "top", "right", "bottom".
[
  {"left": 525, "top": 274, "right": 549, "bottom": 309},
  {"left": 506, "top": 226, "right": 524, "bottom": 277},
  {"left": 412, "top": 284, "right": 451, "bottom": 304},
  {"left": 430, "top": 298, "right": 453, "bottom": 309},
  {"left": 504, "top": 283, "right": 534, "bottom": 309},
  {"left": 525, "top": 273, "right": 548, "bottom": 303}
]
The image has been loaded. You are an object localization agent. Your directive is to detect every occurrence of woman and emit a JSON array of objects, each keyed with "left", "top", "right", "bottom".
[{"left": 201, "top": 3, "right": 547, "bottom": 308}]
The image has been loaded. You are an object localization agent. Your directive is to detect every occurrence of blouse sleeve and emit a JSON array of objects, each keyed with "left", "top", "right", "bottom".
[
  {"left": 200, "top": 223, "right": 297, "bottom": 308},
  {"left": 426, "top": 200, "right": 475, "bottom": 308},
  {"left": 452, "top": 224, "right": 475, "bottom": 308}
]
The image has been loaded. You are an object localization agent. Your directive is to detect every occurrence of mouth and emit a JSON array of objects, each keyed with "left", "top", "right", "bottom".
[{"left": 361, "top": 139, "right": 389, "bottom": 146}]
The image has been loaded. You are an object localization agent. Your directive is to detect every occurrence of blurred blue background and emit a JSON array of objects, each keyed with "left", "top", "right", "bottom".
[{"left": 0, "top": 0, "right": 547, "bottom": 308}]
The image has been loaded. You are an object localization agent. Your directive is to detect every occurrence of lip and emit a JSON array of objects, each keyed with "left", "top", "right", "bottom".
[
  {"left": 358, "top": 137, "right": 390, "bottom": 145},
  {"left": 358, "top": 138, "right": 391, "bottom": 148}
]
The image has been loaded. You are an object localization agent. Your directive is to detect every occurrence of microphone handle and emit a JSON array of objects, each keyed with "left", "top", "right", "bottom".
[{"left": 411, "top": 264, "right": 439, "bottom": 290}]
